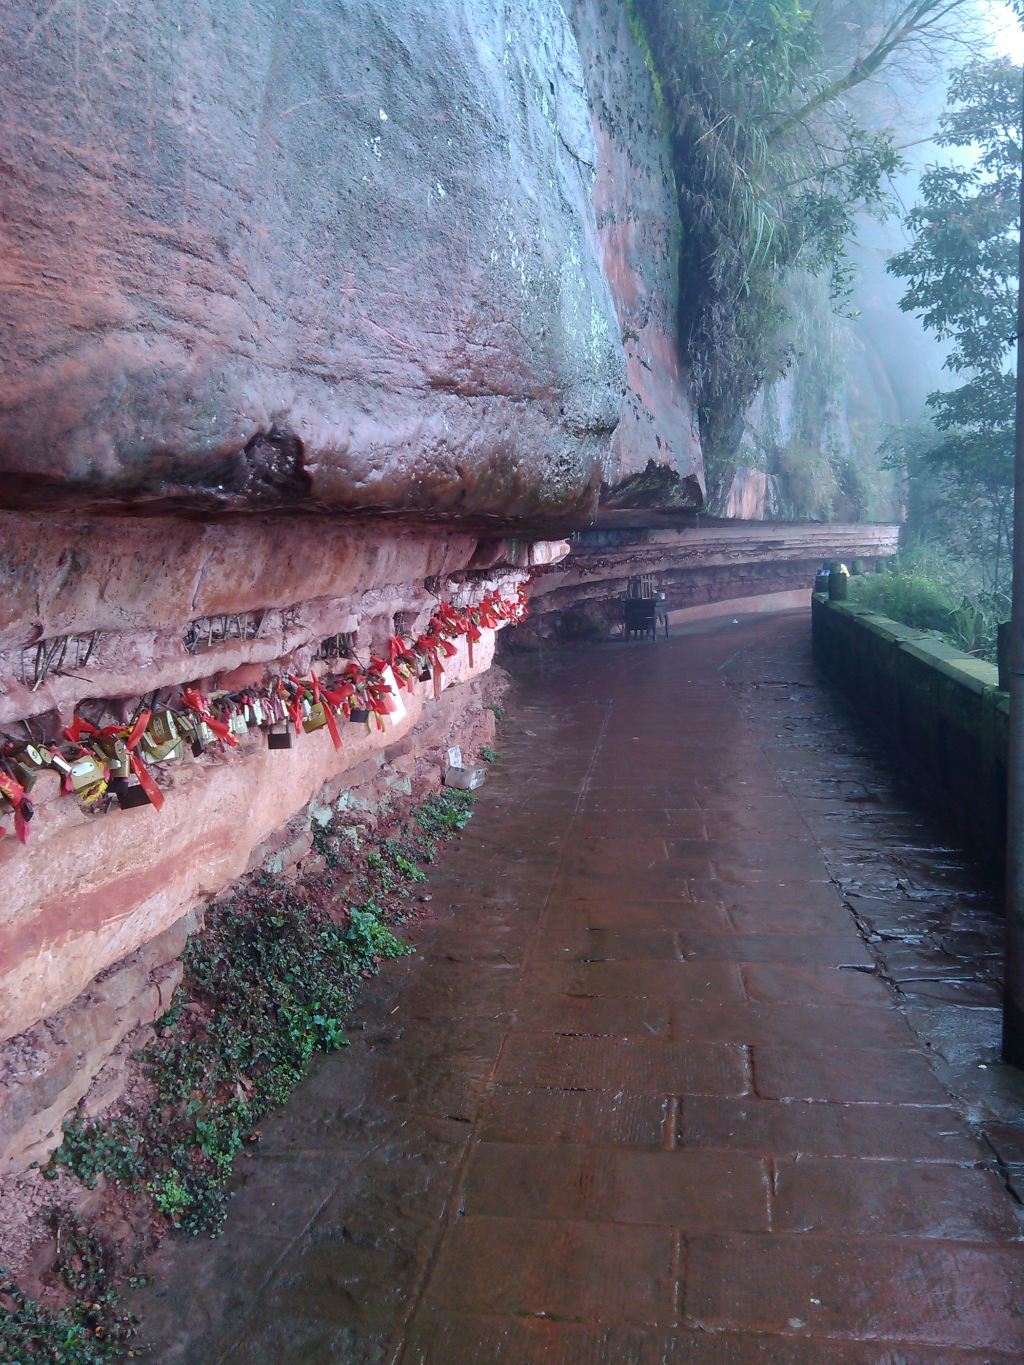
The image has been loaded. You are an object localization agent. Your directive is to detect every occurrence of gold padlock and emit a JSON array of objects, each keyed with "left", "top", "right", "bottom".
[
  {"left": 178, "top": 715, "right": 214, "bottom": 754},
  {"left": 176, "top": 713, "right": 198, "bottom": 745},
  {"left": 67, "top": 753, "right": 108, "bottom": 806},
  {"left": 7, "top": 745, "right": 50, "bottom": 791},
  {"left": 93, "top": 736, "right": 131, "bottom": 780},
  {"left": 148, "top": 710, "right": 178, "bottom": 746},
  {"left": 9, "top": 763, "right": 35, "bottom": 792},
  {"left": 142, "top": 710, "right": 183, "bottom": 762},
  {"left": 302, "top": 701, "right": 328, "bottom": 734},
  {"left": 142, "top": 734, "right": 183, "bottom": 763},
  {"left": 69, "top": 753, "right": 107, "bottom": 792},
  {"left": 147, "top": 737, "right": 183, "bottom": 762}
]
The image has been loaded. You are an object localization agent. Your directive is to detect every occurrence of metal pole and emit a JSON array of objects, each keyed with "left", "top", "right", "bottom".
[{"left": 1002, "top": 60, "right": 1024, "bottom": 1065}]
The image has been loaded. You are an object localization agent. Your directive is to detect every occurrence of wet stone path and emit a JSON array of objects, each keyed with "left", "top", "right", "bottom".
[{"left": 140, "top": 611, "right": 1024, "bottom": 1362}]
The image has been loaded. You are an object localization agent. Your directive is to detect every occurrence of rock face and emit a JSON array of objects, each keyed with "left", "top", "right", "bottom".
[
  {"left": 0, "top": 0, "right": 715, "bottom": 1176},
  {"left": 0, "top": 671, "right": 499, "bottom": 1175},
  {"left": 0, "top": 0, "right": 623, "bottom": 524},
  {"left": 716, "top": 467, "right": 779, "bottom": 520},
  {"left": 523, "top": 519, "right": 900, "bottom": 641},
  {"left": 0, "top": 511, "right": 480, "bottom": 726},
  {"left": 567, "top": 1, "right": 704, "bottom": 507},
  {"left": 0, "top": 507, "right": 545, "bottom": 1048}
]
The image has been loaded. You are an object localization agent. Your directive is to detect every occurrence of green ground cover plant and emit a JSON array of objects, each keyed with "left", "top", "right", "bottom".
[
  {"left": 0, "top": 1214, "right": 139, "bottom": 1362},
  {"left": 3, "top": 787, "right": 476, "bottom": 1362}
]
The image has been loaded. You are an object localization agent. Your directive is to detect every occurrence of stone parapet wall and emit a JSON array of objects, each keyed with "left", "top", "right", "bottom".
[{"left": 812, "top": 594, "right": 1008, "bottom": 862}]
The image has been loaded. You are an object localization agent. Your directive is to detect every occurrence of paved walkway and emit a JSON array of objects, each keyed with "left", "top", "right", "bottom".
[{"left": 141, "top": 611, "right": 1024, "bottom": 1362}]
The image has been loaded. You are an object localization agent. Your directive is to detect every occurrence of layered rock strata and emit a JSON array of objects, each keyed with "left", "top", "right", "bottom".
[
  {"left": 523, "top": 519, "right": 900, "bottom": 640},
  {"left": 0, "top": 667, "right": 499, "bottom": 1177},
  {"left": 0, "top": 513, "right": 546, "bottom": 1045},
  {"left": 0, "top": 508, "right": 560, "bottom": 1172}
]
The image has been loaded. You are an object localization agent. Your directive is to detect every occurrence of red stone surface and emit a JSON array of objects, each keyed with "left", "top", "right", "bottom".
[
  {"left": 0, "top": 2, "right": 623, "bottom": 524},
  {"left": 567, "top": 0, "right": 704, "bottom": 505},
  {"left": 0, "top": 617, "right": 499, "bottom": 1045},
  {"left": 684, "top": 1235, "right": 1024, "bottom": 1350},
  {"left": 134, "top": 613, "right": 1024, "bottom": 1362},
  {"left": 527, "top": 520, "right": 901, "bottom": 640}
]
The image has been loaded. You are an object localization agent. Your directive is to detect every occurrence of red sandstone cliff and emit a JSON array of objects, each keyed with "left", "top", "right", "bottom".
[
  {"left": 0, "top": 0, "right": 712, "bottom": 1174},
  {"left": 568, "top": 0, "right": 705, "bottom": 508},
  {"left": 0, "top": 1, "right": 625, "bottom": 525}
]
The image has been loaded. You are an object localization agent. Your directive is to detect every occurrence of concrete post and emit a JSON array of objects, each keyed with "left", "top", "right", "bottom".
[
  {"left": 1002, "top": 59, "right": 1024, "bottom": 1066},
  {"left": 828, "top": 569, "right": 848, "bottom": 602}
]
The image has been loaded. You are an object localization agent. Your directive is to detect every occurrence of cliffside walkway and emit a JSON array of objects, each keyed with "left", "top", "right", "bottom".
[{"left": 141, "top": 610, "right": 1024, "bottom": 1362}]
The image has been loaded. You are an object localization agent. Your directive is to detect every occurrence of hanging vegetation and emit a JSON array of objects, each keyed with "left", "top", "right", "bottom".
[{"left": 632, "top": 0, "right": 977, "bottom": 459}]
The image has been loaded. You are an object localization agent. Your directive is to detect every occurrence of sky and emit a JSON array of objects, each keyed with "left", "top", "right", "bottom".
[{"left": 988, "top": 0, "right": 1024, "bottom": 60}]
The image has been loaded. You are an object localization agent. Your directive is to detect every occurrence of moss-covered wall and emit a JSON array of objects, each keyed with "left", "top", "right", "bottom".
[{"left": 812, "top": 594, "right": 1008, "bottom": 865}]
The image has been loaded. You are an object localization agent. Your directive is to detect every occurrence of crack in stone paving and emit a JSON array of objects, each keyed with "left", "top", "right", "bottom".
[{"left": 135, "top": 610, "right": 1024, "bottom": 1363}]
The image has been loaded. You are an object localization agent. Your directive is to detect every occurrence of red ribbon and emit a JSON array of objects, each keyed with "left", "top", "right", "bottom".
[
  {"left": 63, "top": 715, "right": 100, "bottom": 743},
  {"left": 181, "top": 688, "right": 237, "bottom": 746},
  {"left": 1, "top": 590, "right": 532, "bottom": 853},
  {"left": 309, "top": 671, "right": 343, "bottom": 751},
  {"left": 465, "top": 620, "right": 481, "bottom": 668},
  {"left": 285, "top": 682, "right": 305, "bottom": 731},
  {"left": 0, "top": 770, "right": 32, "bottom": 843},
  {"left": 366, "top": 661, "right": 397, "bottom": 715},
  {"left": 64, "top": 711, "right": 164, "bottom": 811},
  {"left": 120, "top": 709, "right": 165, "bottom": 811},
  {"left": 416, "top": 634, "right": 445, "bottom": 700},
  {"left": 387, "top": 635, "right": 407, "bottom": 667},
  {"left": 428, "top": 625, "right": 456, "bottom": 657}
]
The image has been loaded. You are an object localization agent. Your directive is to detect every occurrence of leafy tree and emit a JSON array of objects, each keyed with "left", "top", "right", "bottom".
[
  {"left": 887, "top": 56, "right": 1021, "bottom": 596},
  {"left": 632, "top": 0, "right": 981, "bottom": 458}
]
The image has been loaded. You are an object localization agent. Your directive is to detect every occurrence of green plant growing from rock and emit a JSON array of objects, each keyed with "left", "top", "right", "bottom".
[
  {"left": 412, "top": 789, "right": 475, "bottom": 861},
  {"left": 629, "top": 0, "right": 984, "bottom": 454},
  {"left": 14, "top": 787, "right": 476, "bottom": 1360}
]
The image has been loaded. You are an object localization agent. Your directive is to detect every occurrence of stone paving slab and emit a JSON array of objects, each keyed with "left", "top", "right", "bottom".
[
  {"left": 476, "top": 1085, "right": 671, "bottom": 1149},
  {"left": 683, "top": 1234, "right": 1024, "bottom": 1351},
  {"left": 137, "top": 613, "right": 1024, "bottom": 1362},
  {"left": 459, "top": 1143, "right": 772, "bottom": 1230},
  {"left": 422, "top": 1216, "right": 678, "bottom": 1324},
  {"left": 679, "top": 1095, "right": 981, "bottom": 1162},
  {"left": 404, "top": 1317, "right": 1024, "bottom": 1364}
]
